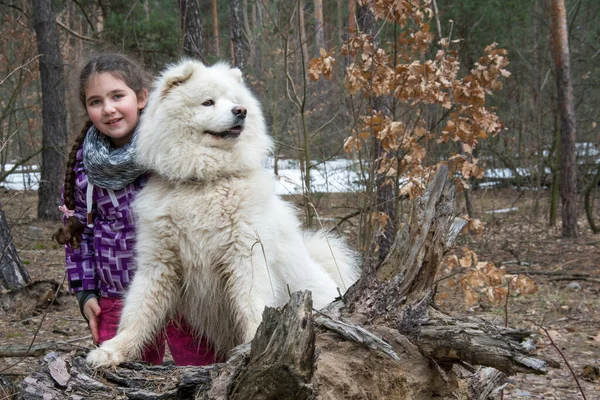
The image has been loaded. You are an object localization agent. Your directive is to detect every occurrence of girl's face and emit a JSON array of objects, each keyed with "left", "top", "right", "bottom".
[{"left": 85, "top": 72, "right": 148, "bottom": 147}]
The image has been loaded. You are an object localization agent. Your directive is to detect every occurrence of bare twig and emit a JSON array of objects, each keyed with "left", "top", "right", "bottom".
[
  {"left": 0, "top": 273, "right": 66, "bottom": 373},
  {"left": 0, "top": 55, "right": 41, "bottom": 87},
  {"left": 531, "top": 322, "right": 587, "bottom": 400},
  {"left": 56, "top": 19, "right": 98, "bottom": 42}
]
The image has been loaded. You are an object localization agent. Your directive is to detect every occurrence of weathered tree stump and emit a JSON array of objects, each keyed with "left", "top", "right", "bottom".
[
  {"left": 17, "top": 166, "right": 547, "bottom": 399},
  {"left": 0, "top": 208, "right": 30, "bottom": 291}
]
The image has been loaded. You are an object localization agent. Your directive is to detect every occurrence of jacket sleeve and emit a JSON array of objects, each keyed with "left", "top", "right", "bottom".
[{"left": 64, "top": 151, "right": 97, "bottom": 293}]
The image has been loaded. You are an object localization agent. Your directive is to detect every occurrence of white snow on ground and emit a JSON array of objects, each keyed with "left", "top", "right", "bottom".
[
  {"left": 270, "top": 158, "right": 364, "bottom": 195},
  {"left": 1, "top": 164, "right": 40, "bottom": 190},
  {"left": 485, "top": 207, "right": 519, "bottom": 214},
  {"left": 0, "top": 159, "right": 549, "bottom": 193},
  {"left": 484, "top": 168, "right": 530, "bottom": 179}
]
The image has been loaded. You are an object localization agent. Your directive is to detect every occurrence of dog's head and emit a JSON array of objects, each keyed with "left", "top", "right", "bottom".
[{"left": 136, "top": 60, "right": 271, "bottom": 181}]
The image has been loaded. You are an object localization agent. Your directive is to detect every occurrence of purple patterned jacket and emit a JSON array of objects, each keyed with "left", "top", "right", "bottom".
[{"left": 65, "top": 147, "right": 147, "bottom": 298}]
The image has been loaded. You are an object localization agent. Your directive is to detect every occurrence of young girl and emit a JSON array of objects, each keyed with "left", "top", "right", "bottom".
[{"left": 54, "top": 53, "right": 218, "bottom": 366}]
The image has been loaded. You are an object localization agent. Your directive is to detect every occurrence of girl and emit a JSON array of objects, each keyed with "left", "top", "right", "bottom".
[{"left": 54, "top": 53, "right": 218, "bottom": 366}]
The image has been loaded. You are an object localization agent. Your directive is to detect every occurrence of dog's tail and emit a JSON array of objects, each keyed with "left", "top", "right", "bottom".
[{"left": 304, "top": 230, "right": 360, "bottom": 294}]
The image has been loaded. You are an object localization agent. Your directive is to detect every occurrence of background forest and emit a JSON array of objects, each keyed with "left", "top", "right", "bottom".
[
  {"left": 1, "top": 0, "right": 600, "bottom": 240},
  {"left": 0, "top": 0, "right": 599, "bottom": 399}
]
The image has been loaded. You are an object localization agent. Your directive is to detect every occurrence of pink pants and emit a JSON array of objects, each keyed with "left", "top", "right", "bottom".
[{"left": 98, "top": 297, "right": 222, "bottom": 366}]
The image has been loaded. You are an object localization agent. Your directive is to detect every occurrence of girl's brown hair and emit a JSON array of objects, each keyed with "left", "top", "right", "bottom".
[{"left": 53, "top": 53, "right": 149, "bottom": 247}]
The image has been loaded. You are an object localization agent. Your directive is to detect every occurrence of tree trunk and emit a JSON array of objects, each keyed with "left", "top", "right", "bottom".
[
  {"left": 212, "top": 0, "right": 220, "bottom": 57},
  {"left": 348, "top": 0, "right": 357, "bottom": 36},
  {"left": 337, "top": 0, "right": 343, "bottom": 45},
  {"left": 549, "top": 114, "right": 560, "bottom": 226},
  {"left": 583, "top": 163, "right": 600, "bottom": 234},
  {"left": 0, "top": 208, "right": 30, "bottom": 291},
  {"left": 298, "top": 0, "right": 309, "bottom": 68},
  {"left": 32, "top": 0, "right": 68, "bottom": 221},
  {"left": 242, "top": 0, "right": 256, "bottom": 69},
  {"left": 17, "top": 166, "right": 547, "bottom": 399},
  {"left": 229, "top": 0, "right": 244, "bottom": 71},
  {"left": 179, "top": 0, "right": 204, "bottom": 60},
  {"left": 314, "top": 0, "right": 325, "bottom": 53},
  {"left": 551, "top": 0, "right": 579, "bottom": 238}
]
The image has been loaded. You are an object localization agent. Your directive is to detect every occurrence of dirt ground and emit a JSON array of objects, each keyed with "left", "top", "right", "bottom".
[{"left": 0, "top": 187, "right": 599, "bottom": 399}]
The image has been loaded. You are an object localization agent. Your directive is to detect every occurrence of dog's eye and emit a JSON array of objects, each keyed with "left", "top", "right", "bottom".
[{"left": 202, "top": 100, "right": 214, "bottom": 106}]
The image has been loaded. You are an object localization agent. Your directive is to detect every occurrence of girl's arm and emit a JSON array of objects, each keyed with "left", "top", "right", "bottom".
[{"left": 65, "top": 157, "right": 97, "bottom": 294}]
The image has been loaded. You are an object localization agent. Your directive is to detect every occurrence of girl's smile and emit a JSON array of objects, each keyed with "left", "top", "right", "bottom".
[{"left": 85, "top": 72, "right": 148, "bottom": 147}]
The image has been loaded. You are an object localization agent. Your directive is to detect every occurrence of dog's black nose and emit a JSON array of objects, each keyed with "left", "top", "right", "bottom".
[{"left": 232, "top": 106, "right": 247, "bottom": 119}]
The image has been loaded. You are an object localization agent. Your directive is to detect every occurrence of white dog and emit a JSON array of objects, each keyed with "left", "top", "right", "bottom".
[{"left": 86, "top": 60, "right": 359, "bottom": 367}]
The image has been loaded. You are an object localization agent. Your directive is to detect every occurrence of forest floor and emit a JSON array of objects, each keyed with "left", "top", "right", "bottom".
[{"left": 0, "top": 186, "right": 599, "bottom": 399}]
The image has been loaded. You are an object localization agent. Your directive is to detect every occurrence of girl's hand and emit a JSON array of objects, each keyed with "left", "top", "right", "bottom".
[{"left": 83, "top": 297, "right": 102, "bottom": 344}]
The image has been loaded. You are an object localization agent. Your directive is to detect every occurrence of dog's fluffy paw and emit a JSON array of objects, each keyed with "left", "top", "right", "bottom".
[{"left": 86, "top": 342, "right": 126, "bottom": 368}]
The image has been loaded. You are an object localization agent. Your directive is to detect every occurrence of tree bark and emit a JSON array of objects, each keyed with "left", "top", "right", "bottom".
[
  {"left": 551, "top": 0, "right": 579, "bottom": 238},
  {"left": 0, "top": 208, "right": 30, "bottom": 291},
  {"left": 337, "top": 0, "right": 343, "bottom": 45},
  {"left": 549, "top": 114, "right": 560, "bottom": 226},
  {"left": 229, "top": 0, "right": 244, "bottom": 71},
  {"left": 314, "top": 0, "right": 325, "bottom": 53},
  {"left": 32, "top": 0, "right": 68, "bottom": 221},
  {"left": 179, "top": 0, "right": 204, "bottom": 60},
  {"left": 348, "top": 0, "right": 357, "bottom": 36},
  {"left": 298, "top": 0, "right": 309, "bottom": 68},
  {"left": 533, "top": 0, "right": 546, "bottom": 217},
  {"left": 583, "top": 163, "right": 600, "bottom": 233},
  {"left": 17, "top": 166, "right": 547, "bottom": 399},
  {"left": 212, "top": 0, "right": 220, "bottom": 57}
]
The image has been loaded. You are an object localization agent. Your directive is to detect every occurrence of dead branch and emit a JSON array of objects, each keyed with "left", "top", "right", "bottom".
[{"left": 0, "top": 337, "right": 89, "bottom": 358}]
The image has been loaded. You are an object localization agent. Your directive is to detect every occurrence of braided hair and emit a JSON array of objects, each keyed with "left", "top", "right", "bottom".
[{"left": 53, "top": 53, "right": 149, "bottom": 248}]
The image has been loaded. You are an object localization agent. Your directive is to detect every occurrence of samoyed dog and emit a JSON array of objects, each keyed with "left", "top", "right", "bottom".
[{"left": 86, "top": 60, "right": 359, "bottom": 367}]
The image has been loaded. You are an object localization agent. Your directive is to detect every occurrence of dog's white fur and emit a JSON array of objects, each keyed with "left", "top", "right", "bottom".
[{"left": 86, "top": 60, "right": 359, "bottom": 367}]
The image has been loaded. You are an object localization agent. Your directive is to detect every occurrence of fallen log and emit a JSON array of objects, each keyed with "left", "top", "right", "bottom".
[
  {"left": 17, "top": 166, "right": 547, "bottom": 399},
  {"left": 0, "top": 337, "right": 90, "bottom": 358}
]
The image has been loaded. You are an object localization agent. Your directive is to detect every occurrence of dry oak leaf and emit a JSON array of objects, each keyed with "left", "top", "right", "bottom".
[{"left": 308, "top": 48, "right": 336, "bottom": 81}]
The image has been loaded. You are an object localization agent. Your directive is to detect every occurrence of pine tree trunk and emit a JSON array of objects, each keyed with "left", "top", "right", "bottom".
[
  {"left": 179, "top": 0, "right": 204, "bottom": 60},
  {"left": 337, "top": 0, "right": 343, "bottom": 45},
  {"left": 298, "top": 0, "right": 309, "bottom": 68},
  {"left": 229, "top": 0, "right": 244, "bottom": 71},
  {"left": 348, "top": 0, "right": 357, "bottom": 36},
  {"left": 583, "top": 163, "right": 600, "bottom": 233},
  {"left": 32, "top": 0, "right": 68, "bottom": 221},
  {"left": 314, "top": 0, "right": 325, "bottom": 53},
  {"left": 549, "top": 114, "right": 560, "bottom": 226},
  {"left": 551, "top": 0, "right": 579, "bottom": 238},
  {"left": 212, "top": 0, "right": 220, "bottom": 57}
]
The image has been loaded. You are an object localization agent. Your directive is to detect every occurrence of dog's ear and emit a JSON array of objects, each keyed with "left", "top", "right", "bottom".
[
  {"left": 160, "top": 61, "right": 196, "bottom": 98},
  {"left": 230, "top": 67, "right": 243, "bottom": 83}
]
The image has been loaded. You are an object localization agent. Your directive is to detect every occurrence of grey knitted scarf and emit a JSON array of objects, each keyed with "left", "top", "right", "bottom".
[{"left": 82, "top": 125, "right": 146, "bottom": 190}]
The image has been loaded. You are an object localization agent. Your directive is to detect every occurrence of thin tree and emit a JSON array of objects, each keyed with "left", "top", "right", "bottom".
[
  {"left": 314, "top": 0, "right": 325, "bottom": 53},
  {"left": 230, "top": 0, "right": 244, "bottom": 71},
  {"left": 356, "top": 4, "right": 396, "bottom": 262},
  {"left": 179, "top": 0, "right": 204, "bottom": 59},
  {"left": 212, "top": 0, "right": 220, "bottom": 57},
  {"left": 348, "top": 0, "right": 357, "bottom": 36},
  {"left": 298, "top": 0, "right": 309, "bottom": 67},
  {"left": 337, "top": 0, "right": 343, "bottom": 45},
  {"left": 32, "top": 0, "right": 68, "bottom": 221},
  {"left": 551, "top": 0, "right": 579, "bottom": 238}
]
